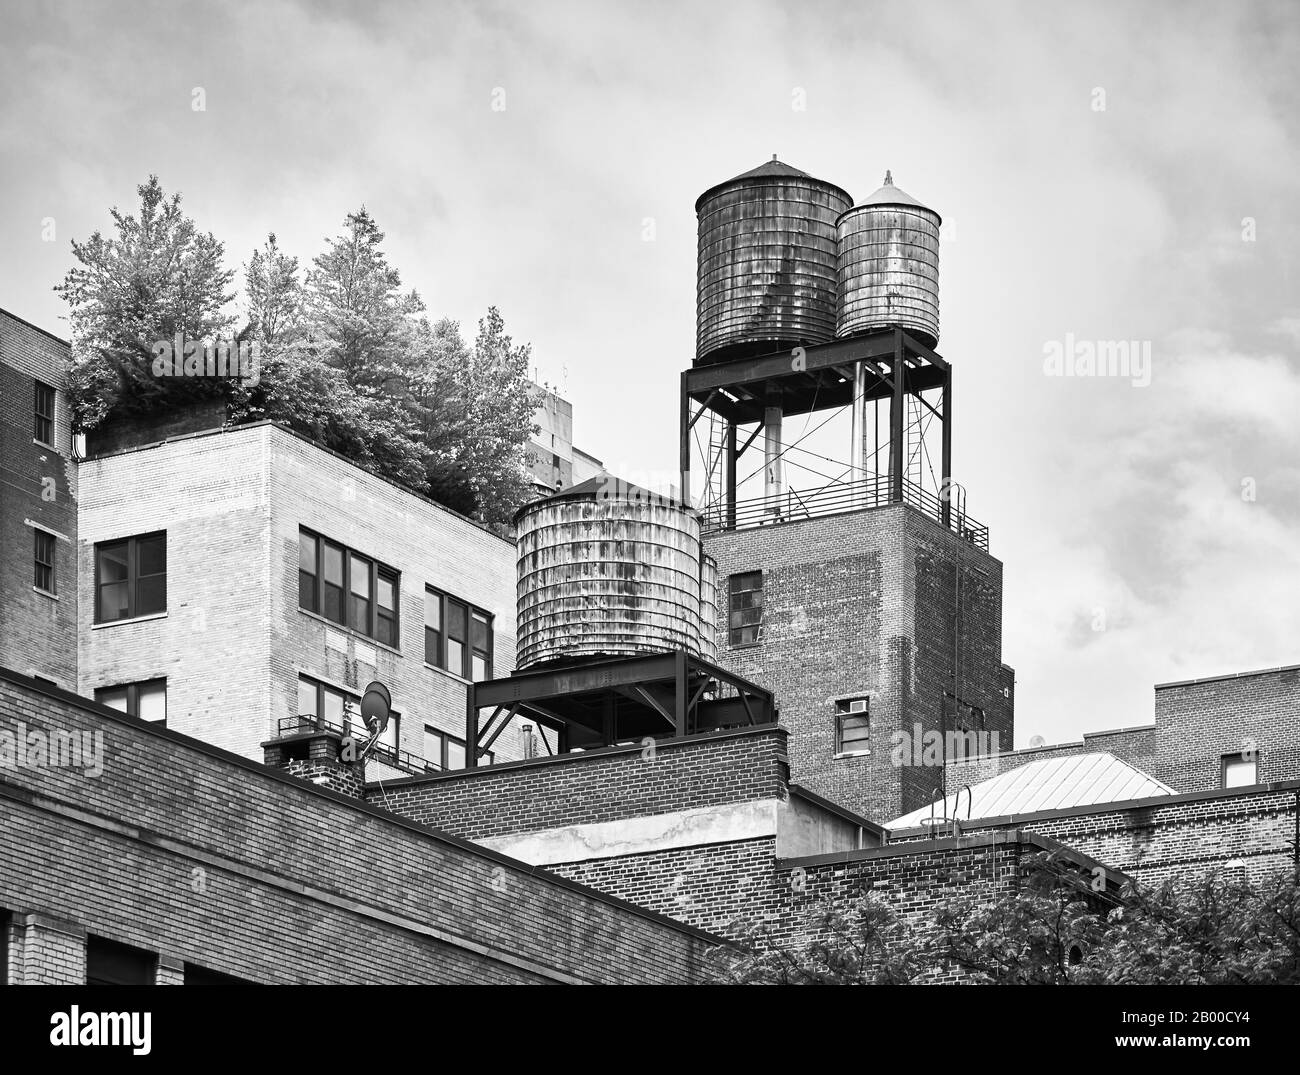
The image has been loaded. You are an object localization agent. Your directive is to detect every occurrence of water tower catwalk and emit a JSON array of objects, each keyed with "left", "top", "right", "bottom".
[{"left": 683, "top": 159, "right": 1015, "bottom": 823}]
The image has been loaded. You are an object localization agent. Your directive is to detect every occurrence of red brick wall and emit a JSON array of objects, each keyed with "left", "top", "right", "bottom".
[
  {"left": 0, "top": 310, "right": 77, "bottom": 688},
  {"left": 1155, "top": 666, "right": 1300, "bottom": 792},
  {"left": 705, "top": 504, "right": 1010, "bottom": 825},
  {"left": 0, "top": 669, "right": 717, "bottom": 984}
]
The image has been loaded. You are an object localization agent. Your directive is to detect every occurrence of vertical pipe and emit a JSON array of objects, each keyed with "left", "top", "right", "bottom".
[
  {"left": 889, "top": 331, "right": 905, "bottom": 503},
  {"left": 679, "top": 370, "right": 692, "bottom": 510},
  {"left": 851, "top": 363, "right": 866, "bottom": 505},
  {"left": 764, "top": 386, "right": 783, "bottom": 514},
  {"left": 724, "top": 420, "right": 737, "bottom": 529},
  {"left": 941, "top": 368, "right": 953, "bottom": 528}
]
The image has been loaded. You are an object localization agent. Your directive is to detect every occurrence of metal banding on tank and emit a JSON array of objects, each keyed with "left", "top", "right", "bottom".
[
  {"left": 515, "top": 479, "right": 711, "bottom": 670},
  {"left": 695, "top": 158, "right": 852, "bottom": 365},
  {"left": 836, "top": 172, "right": 941, "bottom": 347}
]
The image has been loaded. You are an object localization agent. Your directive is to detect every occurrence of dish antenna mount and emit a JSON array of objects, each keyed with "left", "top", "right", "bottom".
[{"left": 349, "top": 680, "right": 392, "bottom": 761}]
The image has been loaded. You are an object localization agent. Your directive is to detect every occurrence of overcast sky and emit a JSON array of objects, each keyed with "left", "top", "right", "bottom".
[{"left": 3, "top": 0, "right": 1297, "bottom": 748}]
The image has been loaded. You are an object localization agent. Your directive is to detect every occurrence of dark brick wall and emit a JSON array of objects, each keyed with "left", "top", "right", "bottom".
[
  {"left": 1155, "top": 666, "right": 1300, "bottom": 792},
  {"left": 895, "top": 782, "right": 1300, "bottom": 888},
  {"left": 0, "top": 669, "right": 716, "bottom": 984},
  {"left": 0, "top": 310, "right": 77, "bottom": 688},
  {"left": 705, "top": 504, "right": 1009, "bottom": 825},
  {"left": 85, "top": 398, "right": 227, "bottom": 457},
  {"left": 370, "top": 726, "right": 790, "bottom": 840}
]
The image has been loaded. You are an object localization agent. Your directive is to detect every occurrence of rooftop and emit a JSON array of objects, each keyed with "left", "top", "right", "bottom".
[{"left": 887, "top": 752, "right": 1175, "bottom": 830}]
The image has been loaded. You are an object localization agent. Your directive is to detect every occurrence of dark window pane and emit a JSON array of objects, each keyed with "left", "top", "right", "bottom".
[
  {"left": 471, "top": 613, "right": 490, "bottom": 650},
  {"left": 136, "top": 574, "right": 166, "bottom": 616},
  {"left": 350, "top": 594, "right": 371, "bottom": 632},
  {"left": 137, "top": 534, "right": 166, "bottom": 576},
  {"left": 425, "top": 627, "right": 441, "bottom": 667},
  {"left": 323, "top": 584, "right": 344, "bottom": 624},
  {"left": 86, "top": 936, "right": 155, "bottom": 986},
  {"left": 447, "top": 600, "right": 467, "bottom": 641},
  {"left": 377, "top": 611, "right": 396, "bottom": 647},
  {"left": 299, "top": 571, "right": 317, "bottom": 612}
]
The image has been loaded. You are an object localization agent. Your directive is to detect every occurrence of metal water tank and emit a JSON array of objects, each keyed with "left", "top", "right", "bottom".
[
  {"left": 698, "top": 552, "right": 719, "bottom": 662},
  {"left": 836, "top": 171, "right": 941, "bottom": 347},
  {"left": 515, "top": 479, "right": 707, "bottom": 670},
  {"left": 695, "top": 157, "right": 852, "bottom": 365}
]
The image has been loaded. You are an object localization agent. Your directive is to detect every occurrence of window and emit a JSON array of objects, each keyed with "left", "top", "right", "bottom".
[
  {"left": 728, "top": 571, "right": 764, "bottom": 647},
  {"left": 34, "top": 529, "right": 55, "bottom": 594},
  {"left": 425, "top": 588, "right": 493, "bottom": 680},
  {"left": 95, "top": 679, "right": 167, "bottom": 725},
  {"left": 298, "top": 528, "right": 399, "bottom": 646},
  {"left": 34, "top": 380, "right": 54, "bottom": 444},
  {"left": 1221, "top": 752, "right": 1258, "bottom": 789},
  {"left": 94, "top": 532, "right": 166, "bottom": 623},
  {"left": 298, "top": 675, "right": 398, "bottom": 752},
  {"left": 835, "top": 698, "right": 871, "bottom": 755},
  {"left": 86, "top": 935, "right": 156, "bottom": 985},
  {"left": 184, "top": 963, "right": 251, "bottom": 986},
  {"left": 424, "top": 726, "right": 490, "bottom": 771}
]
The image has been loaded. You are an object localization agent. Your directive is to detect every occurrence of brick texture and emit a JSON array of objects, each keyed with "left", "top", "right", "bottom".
[
  {"left": 706, "top": 504, "right": 1011, "bottom": 824},
  {"left": 0, "top": 670, "right": 717, "bottom": 984},
  {"left": 0, "top": 309, "right": 77, "bottom": 688}
]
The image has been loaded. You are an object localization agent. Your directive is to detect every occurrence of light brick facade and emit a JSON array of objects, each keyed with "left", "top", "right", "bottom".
[{"left": 76, "top": 421, "right": 531, "bottom": 768}]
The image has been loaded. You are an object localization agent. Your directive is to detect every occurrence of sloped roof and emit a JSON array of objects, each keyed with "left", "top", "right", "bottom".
[
  {"left": 695, "top": 156, "right": 853, "bottom": 210},
  {"left": 886, "top": 752, "right": 1175, "bottom": 830},
  {"left": 845, "top": 171, "right": 941, "bottom": 223}
]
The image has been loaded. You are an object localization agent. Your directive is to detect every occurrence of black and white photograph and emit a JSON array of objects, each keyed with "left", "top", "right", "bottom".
[{"left": 0, "top": 0, "right": 1296, "bottom": 1053}]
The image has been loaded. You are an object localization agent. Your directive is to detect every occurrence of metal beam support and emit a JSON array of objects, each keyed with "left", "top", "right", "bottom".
[
  {"left": 674, "top": 650, "right": 689, "bottom": 738},
  {"left": 724, "top": 420, "right": 737, "bottom": 529},
  {"left": 679, "top": 369, "right": 691, "bottom": 510},
  {"left": 465, "top": 684, "right": 477, "bottom": 768}
]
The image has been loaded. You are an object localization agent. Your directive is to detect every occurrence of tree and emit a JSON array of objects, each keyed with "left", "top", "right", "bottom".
[
  {"left": 55, "top": 175, "right": 237, "bottom": 430},
  {"left": 705, "top": 856, "right": 1300, "bottom": 985},
  {"left": 706, "top": 898, "right": 922, "bottom": 984}
]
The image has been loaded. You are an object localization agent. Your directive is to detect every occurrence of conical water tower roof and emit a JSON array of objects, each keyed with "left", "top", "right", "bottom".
[
  {"left": 849, "top": 170, "right": 941, "bottom": 224},
  {"left": 695, "top": 156, "right": 852, "bottom": 211}
]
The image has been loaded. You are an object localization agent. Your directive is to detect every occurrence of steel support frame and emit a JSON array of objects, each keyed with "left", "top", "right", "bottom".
[
  {"left": 682, "top": 329, "right": 952, "bottom": 525},
  {"left": 464, "top": 651, "right": 776, "bottom": 767}
]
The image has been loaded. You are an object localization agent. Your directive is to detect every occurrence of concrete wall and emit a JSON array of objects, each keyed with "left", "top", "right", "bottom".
[
  {"left": 0, "top": 669, "right": 718, "bottom": 984},
  {"left": 705, "top": 503, "right": 1010, "bottom": 825},
  {"left": 0, "top": 310, "right": 77, "bottom": 688}
]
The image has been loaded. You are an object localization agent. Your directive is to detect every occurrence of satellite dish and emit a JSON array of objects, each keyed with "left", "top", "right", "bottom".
[{"left": 360, "top": 681, "right": 391, "bottom": 736}]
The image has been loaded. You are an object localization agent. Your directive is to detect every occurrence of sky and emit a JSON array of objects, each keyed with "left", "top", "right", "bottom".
[{"left": 2, "top": 0, "right": 1297, "bottom": 747}]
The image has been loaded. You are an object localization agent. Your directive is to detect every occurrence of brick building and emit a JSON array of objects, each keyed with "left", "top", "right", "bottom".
[
  {"left": 706, "top": 503, "right": 1013, "bottom": 824},
  {"left": 0, "top": 308, "right": 77, "bottom": 689},
  {"left": 0, "top": 670, "right": 715, "bottom": 984},
  {"left": 76, "top": 420, "right": 532, "bottom": 772}
]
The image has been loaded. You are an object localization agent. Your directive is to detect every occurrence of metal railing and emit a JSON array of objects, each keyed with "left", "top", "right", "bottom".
[
  {"left": 700, "top": 474, "right": 990, "bottom": 550},
  {"left": 276, "top": 714, "right": 438, "bottom": 777}
]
